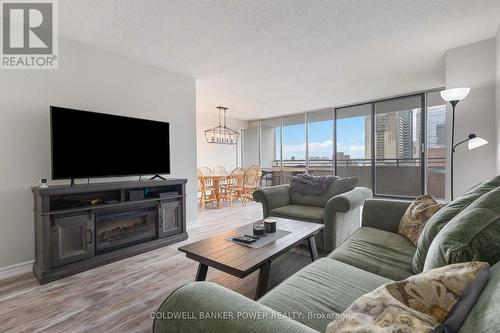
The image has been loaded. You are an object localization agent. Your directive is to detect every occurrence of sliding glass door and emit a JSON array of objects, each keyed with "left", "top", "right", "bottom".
[
  {"left": 374, "top": 95, "right": 424, "bottom": 197},
  {"left": 242, "top": 89, "right": 445, "bottom": 199},
  {"left": 308, "top": 110, "right": 334, "bottom": 176},
  {"left": 282, "top": 114, "right": 306, "bottom": 183},
  {"left": 335, "top": 94, "right": 426, "bottom": 198},
  {"left": 426, "top": 91, "right": 446, "bottom": 200},
  {"left": 335, "top": 104, "right": 372, "bottom": 188}
]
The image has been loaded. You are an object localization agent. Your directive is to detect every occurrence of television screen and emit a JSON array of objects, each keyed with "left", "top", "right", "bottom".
[{"left": 50, "top": 106, "right": 170, "bottom": 179}]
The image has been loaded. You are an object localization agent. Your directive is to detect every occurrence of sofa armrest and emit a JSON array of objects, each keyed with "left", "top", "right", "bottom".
[
  {"left": 325, "top": 187, "right": 373, "bottom": 214},
  {"left": 361, "top": 199, "right": 411, "bottom": 233},
  {"left": 153, "top": 282, "right": 318, "bottom": 333},
  {"left": 321, "top": 187, "right": 373, "bottom": 251},
  {"left": 253, "top": 185, "right": 291, "bottom": 217}
]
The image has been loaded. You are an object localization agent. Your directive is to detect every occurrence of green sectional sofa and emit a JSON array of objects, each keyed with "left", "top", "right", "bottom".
[
  {"left": 253, "top": 182, "right": 373, "bottom": 251},
  {"left": 154, "top": 177, "right": 500, "bottom": 333}
]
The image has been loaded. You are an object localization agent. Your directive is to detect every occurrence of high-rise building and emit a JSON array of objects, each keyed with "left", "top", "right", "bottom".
[
  {"left": 365, "top": 110, "right": 413, "bottom": 161},
  {"left": 427, "top": 105, "right": 446, "bottom": 148}
]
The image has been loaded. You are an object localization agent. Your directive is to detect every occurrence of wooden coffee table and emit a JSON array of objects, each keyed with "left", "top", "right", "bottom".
[{"left": 178, "top": 218, "right": 324, "bottom": 299}]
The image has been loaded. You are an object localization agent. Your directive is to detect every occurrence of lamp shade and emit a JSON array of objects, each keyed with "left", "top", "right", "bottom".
[
  {"left": 468, "top": 136, "right": 488, "bottom": 150},
  {"left": 440, "top": 87, "right": 470, "bottom": 102}
]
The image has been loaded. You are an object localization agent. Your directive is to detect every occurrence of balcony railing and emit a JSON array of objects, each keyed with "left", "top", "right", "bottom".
[
  {"left": 272, "top": 157, "right": 445, "bottom": 168},
  {"left": 265, "top": 157, "right": 445, "bottom": 199}
]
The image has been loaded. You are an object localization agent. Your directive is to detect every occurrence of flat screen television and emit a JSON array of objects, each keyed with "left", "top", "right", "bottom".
[{"left": 50, "top": 106, "right": 170, "bottom": 180}]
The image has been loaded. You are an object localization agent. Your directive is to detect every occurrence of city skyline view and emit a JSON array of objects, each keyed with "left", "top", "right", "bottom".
[{"left": 278, "top": 105, "right": 446, "bottom": 161}]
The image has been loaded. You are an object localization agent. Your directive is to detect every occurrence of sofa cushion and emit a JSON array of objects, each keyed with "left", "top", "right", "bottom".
[
  {"left": 326, "top": 262, "right": 490, "bottom": 333},
  {"left": 459, "top": 261, "right": 500, "bottom": 333},
  {"left": 258, "top": 258, "right": 391, "bottom": 332},
  {"left": 290, "top": 177, "right": 358, "bottom": 207},
  {"left": 398, "top": 194, "right": 444, "bottom": 245},
  {"left": 412, "top": 175, "right": 500, "bottom": 273},
  {"left": 424, "top": 186, "right": 500, "bottom": 271},
  {"left": 271, "top": 205, "right": 324, "bottom": 222},
  {"left": 328, "top": 227, "right": 416, "bottom": 280}
]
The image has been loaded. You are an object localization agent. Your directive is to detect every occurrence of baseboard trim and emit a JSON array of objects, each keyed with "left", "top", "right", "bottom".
[{"left": 0, "top": 260, "right": 34, "bottom": 280}]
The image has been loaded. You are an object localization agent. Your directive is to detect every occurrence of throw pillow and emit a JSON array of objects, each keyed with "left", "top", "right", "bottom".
[
  {"left": 398, "top": 194, "right": 444, "bottom": 245},
  {"left": 326, "top": 261, "right": 490, "bottom": 333},
  {"left": 412, "top": 175, "right": 500, "bottom": 273},
  {"left": 424, "top": 186, "right": 500, "bottom": 272}
]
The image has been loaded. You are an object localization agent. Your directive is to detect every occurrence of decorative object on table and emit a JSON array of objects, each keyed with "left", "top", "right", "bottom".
[
  {"left": 326, "top": 261, "right": 490, "bottom": 333},
  {"left": 289, "top": 174, "right": 338, "bottom": 195},
  {"left": 398, "top": 194, "right": 444, "bottom": 245},
  {"left": 253, "top": 222, "right": 267, "bottom": 235},
  {"left": 264, "top": 218, "right": 277, "bottom": 233},
  {"left": 39, "top": 178, "right": 48, "bottom": 188},
  {"left": 204, "top": 106, "right": 239, "bottom": 145},
  {"left": 440, "top": 87, "right": 488, "bottom": 200}
]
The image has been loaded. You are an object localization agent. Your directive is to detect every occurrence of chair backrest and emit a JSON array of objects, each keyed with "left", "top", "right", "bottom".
[
  {"left": 212, "top": 165, "right": 228, "bottom": 175},
  {"left": 197, "top": 168, "right": 213, "bottom": 189},
  {"left": 197, "top": 169, "right": 205, "bottom": 190},
  {"left": 244, "top": 166, "right": 261, "bottom": 188},
  {"left": 198, "top": 167, "right": 213, "bottom": 176},
  {"left": 229, "top": 167, "right": 245, "bottom": 187}
]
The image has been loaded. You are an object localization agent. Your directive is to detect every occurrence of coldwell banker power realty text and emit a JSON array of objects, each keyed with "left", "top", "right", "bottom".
[{"left": 1, "top": 0, "right": 58, "bottom": 69}]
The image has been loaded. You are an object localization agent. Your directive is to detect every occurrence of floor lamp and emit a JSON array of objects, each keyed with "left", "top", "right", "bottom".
[{"left": 440, "top": 88, "right": 488, "bottom": 200}]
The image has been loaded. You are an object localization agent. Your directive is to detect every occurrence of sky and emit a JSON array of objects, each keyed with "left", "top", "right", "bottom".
[{"left": 279, "top": 116, "right": 367, "bottom": 160}]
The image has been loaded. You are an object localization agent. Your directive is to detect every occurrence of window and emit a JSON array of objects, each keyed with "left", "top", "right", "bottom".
[
  {"left": 374, "top": 95, "right": 423, "bottom": 197},
  {"left": 242, "top": 89, "right": 446, "bottom": 198},
  {"left": 335, "top": 104, "right": 372, "bottom": 188},
  {"left": 308, "top": 110, "right": 334, "bottom": 176},
  {"left": 426, "top": 91, "right": 446, "bottom": 199},
  {"left": 282, "top": 114, "right": 306, "bottom": 183},
  {"left": 261, "top": 118, "right": 281, "bottom": 169}
]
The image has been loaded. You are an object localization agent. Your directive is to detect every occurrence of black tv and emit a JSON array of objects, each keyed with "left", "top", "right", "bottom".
[{"left": 50, "top": 106, "right": 170, "bottom": 180}]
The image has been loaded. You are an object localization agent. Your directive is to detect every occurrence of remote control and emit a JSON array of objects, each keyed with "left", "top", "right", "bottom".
[{"left": 232, "top": 235, "right": 257, "bottom": 244}]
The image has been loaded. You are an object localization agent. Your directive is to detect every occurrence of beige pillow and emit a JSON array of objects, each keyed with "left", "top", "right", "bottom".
[
  {"left": 398, "top": 194, "right": 444, "bottom": 245},
  {"left": 326, "top": 261, "right": 489, "bottom": 333}
]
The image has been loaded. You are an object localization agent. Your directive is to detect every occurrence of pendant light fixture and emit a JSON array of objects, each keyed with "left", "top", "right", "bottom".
[{"left": 205, "top": 106, "right": 240, "bottom": 145}]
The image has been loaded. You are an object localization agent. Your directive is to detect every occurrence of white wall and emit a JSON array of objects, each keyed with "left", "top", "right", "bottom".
[
  {"left": 196, "top": 116, "right": 247, "bottom": 171},
  {"left": 0, "top": 38, "right": 197, "bottom": 269},
  {"left": 445, "top": 38, "right": 497, "bottom": 199},
  {"left": 496, "top": 26, "right": 500, "bottom": 174},
  {"left": 242, "top": 127, "right": 260, "bottom": 166}
]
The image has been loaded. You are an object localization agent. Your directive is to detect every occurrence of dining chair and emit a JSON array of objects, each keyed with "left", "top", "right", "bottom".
[
  {"left": 197, "top": 169, "right": 215, "bottom": 210},
  {"left": 242, "top": 166, "right": 261, "bottom": 203},
  {"left": 221, "top": 167, "right": 246, "bottom": 206},
  {"left": 212, "top": 165, "right": 228, "bottom": 175},
  {"left": 198, "top": 167, "right": 213, "bottom": 176}
]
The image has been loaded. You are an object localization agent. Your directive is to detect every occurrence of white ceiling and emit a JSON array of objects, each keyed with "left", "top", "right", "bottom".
[{"left": 59, "top": 1, "right": 500, "bottom": 120}]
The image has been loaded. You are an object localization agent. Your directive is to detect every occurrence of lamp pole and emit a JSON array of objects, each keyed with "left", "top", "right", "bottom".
[{"left": 450, "top": 100, "right": 458, "bottom": 201}]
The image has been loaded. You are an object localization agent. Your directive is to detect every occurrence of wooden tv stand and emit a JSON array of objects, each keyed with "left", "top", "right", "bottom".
[{"left": 32, "top": 179, "right": 188, "bottom": 284}]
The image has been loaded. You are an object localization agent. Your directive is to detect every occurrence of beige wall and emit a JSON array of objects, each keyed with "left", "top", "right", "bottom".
[
  {"left": 0, "top": 38, "right": 197, "bottom": 269},
  {"left": 445, "top": 38, "right": 497, "bottom": 199}
]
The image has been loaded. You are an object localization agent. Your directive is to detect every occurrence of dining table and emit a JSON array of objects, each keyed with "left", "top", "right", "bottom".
[{"left": 202, "top": 174, "right": 231, "bottom": 208}]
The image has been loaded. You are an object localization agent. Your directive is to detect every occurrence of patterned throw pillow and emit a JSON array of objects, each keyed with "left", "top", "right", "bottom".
[
  {"left": 325, "top": 262, "right": 490, "bottom": 333},
  {"left": 398, "top": 194, "right": 445, "bottom": 245}
]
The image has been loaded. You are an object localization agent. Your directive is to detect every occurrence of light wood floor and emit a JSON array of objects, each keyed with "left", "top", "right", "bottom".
[{"left": 0, "top": 201, "right": 313, "bottom": 333}]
